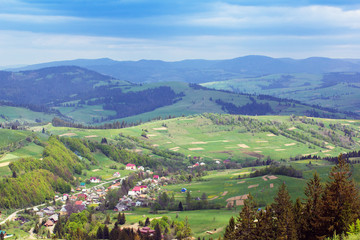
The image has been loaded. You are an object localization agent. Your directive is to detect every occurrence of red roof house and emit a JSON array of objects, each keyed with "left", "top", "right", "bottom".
[{"left": 153, "top": 175, "right": 159, "bottom": 180}]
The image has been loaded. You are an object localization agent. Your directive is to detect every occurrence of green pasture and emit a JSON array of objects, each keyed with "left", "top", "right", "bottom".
[
  {"left": 202, "top": 73, "right": 360, "bottom": 113},
  {"left": 54, "top": 104, "right": 116, "bottom": 124},
  {"left": 162, "top": 168, "right": 307, "bottom": 207},
  {"left": 40, "top": 115, "right": 360, "bottom": 162},
  {"left": 0, "top": 129, "right": 32, "bottom": 147},
  {"left": 0, "top": 106, "right": 56, "bottom": 123},
  {"left": 116, "top": 207, "right": 237, "bottom": 239}
]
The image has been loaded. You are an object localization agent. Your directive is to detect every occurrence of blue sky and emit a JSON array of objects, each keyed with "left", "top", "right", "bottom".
[{"left": 1, "top": 0, "right": 360, "bottom": 66}]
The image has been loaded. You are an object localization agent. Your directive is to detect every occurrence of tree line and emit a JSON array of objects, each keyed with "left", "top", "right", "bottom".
[{"left": 224, "top": 155, "right": 360, "bottom": 239}]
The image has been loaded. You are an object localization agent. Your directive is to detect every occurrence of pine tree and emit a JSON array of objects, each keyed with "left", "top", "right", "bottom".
[
  {"left": 154, "top": 223, "right": 162, "bottom": 240},
  {"left": 103, "top": 225, "right": 110, "bottom": 239},
  {"left": 97, "top": 226, "right": 104, "bottom": 239},
  {"left": 145, "top": 217, "right": 150, "bottom": 226},
  {"left": 232, "top": 193, "right": 258, "bottom": 240},
  {"left": 320, "top": 154, "right": 360, "bottom": 237},
  {"left": 223, "top": 216, "right": 235, "bottom": 240},
  {"left": 255, "top": 205, "right": 276, "bottom": 239},
  {"left": 178, "top": 201, "right": 183, "bottom": 211},
  {"left": 302, "top": 172, "right": 323, "bottom": 240},
  {"left": 272, "top": 183, "right": 297, "bottom": 240}
]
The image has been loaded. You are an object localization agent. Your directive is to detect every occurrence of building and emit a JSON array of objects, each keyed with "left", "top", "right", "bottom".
[
  {"left": 126, "top": 163, "right": 136, "bottom": 170},
  {"left": 90, "top": 177, "right": 101, "bottom": 183}
]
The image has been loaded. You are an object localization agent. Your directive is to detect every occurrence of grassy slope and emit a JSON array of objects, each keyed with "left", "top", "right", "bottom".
[
  {"left": 41, "top": 115, "right": 360, "bottom": 162},
  {"left": 52, "top": 81, "right": 352, "bottom": 124},
  {"left": 202, "top": 73, "right": 360, "bottom": 113},
  {"left": 0, "top": 106, "right": 57, "bottom": 123}
]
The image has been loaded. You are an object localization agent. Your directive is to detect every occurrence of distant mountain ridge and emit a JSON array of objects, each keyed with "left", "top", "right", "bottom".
[{"left": 8, "top": 55, "right": 360, "bottom": 83}]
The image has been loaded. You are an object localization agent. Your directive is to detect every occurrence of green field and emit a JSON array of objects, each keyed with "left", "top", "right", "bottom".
[
  {"left": 40, "top": 114, "right": 360, "bottom": 163},
  {"left": 202, "top": 73, "right": 360, "bottom": 113},
  {"left": 0, "top": 106, "right": 57, "bottom": 123}
]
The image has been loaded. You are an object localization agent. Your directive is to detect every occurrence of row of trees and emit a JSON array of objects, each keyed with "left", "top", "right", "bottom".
[{"left": 224, "top": 155, "right": 360, "bottom": 239}]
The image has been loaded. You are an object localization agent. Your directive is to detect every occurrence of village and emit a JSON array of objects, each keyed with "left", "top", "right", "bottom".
[{"left": 0, "top": 163, "right": 166, "bottom": 238}]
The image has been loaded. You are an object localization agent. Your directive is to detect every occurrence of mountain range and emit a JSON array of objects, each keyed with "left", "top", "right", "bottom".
[{"left": 6, "top": 55, "right": 360, "bottom": 83}]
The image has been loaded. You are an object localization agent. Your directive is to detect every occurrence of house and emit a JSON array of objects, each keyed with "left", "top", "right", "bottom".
[
  {"left": 126, "top": 163, "right": 136, "bottom": 170},
  {"left": 60, "top": 206, "right": 67, "bottom": 216},
  {"left": 44, "top": 219, "right": 54, "bottom": 227},
  {"left": 181, "top": 188, "right": 187, "bottom": 193},
  {"left": 80, "top": 182, "right": 86, "bottom": 187},
  {"left": 193, "top": 163, "right": 199, "bottom": 168},
  {"left": 140, "top": 227, "right": 155, "bottom": 235},
  {"left": 49, "top": 214, "right": 59, "bottom": 223},
  {"left": 113, "top": 172, "right": 120, "bottom": 177},
  {"left": 138, "top": 166, "right": 145, "bottom": 171},
  {"left": 75, "top": 201, "right": 84, "bottom": 206},
  {"left": 215, "top": 160, "right": 220, "bottom": 164},
  {"left": 114, "top": 203, "right": 128, "bottom": 212},
  {"left": 33, "top": 207, "right": 39, "bottom": 212},
  {"left": 200, "top": 162, "right": 206, "bottom": 166},
  {"left": 135, "top": 201, "right": 142, "bottom": 207},
  {"left": 90, "top": 177, "right": 101, "bottom": 183},
  {"left": 63, "top": 194, "right": 69, "bottom": 201},
  {"left": 36, "top": 212, "right": 44, "bottom": 218},
  {"left": 153, "top": 175, "right": 159, "bottom": 180},
  {"left": 223, "top": 159, "right": 231, "bottom": 164}
]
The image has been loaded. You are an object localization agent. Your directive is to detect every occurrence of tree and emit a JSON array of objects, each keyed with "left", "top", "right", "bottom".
[
  {"left": 232, "top": 193, "right": 258, "bottom": 240},
  {"left": 223, "top": 216, "right": 235, "bottom": 240},
  {"left": 178, "top": 201, "right": 183, "bottom": 211},
  {"left": 97, "top": 226, "right": 104, "bottom": 239},
  {"left": 103, "top": 225, "right": 110, "bottom": 239},
  {"left": 320, "top": 154, "right": 360, "bottom": 237},
  {"left": 154, "top": 223, "right": 162, "bottom": 240},
  {"left": 272, "top": 183, "right": 297, "bottom": 240},
  {"left": 145, "top": 217, "right": 150, "bottom": 226},
  {"left": 104, "top": 214, "right": 111, "bottom": 224},
  {"left": 117, "top": 213, "right": 126, "bottom": 225},
  {"left": 302, "top": 172, "right": 323, "bottom": 240}
]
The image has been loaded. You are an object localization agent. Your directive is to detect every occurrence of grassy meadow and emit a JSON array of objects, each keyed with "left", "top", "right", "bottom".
[{"left": 40, "top": 115, "right": 360, "bottom": 163}]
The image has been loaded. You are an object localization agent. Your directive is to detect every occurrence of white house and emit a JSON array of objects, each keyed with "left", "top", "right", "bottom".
[
  {"left": 126, "top": 163, "right": 136, "bottom": 170},
  {"left": 138, "top": 166, "right": 145, "bottom": 171}
]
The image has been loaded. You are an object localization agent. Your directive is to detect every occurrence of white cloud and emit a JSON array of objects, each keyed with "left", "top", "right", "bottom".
[
  {"left": 0, "top": 13, "right": 81, "bottom": 23},
  {"left": 183, "top": 3, "right": 360, "bottom": 30}
]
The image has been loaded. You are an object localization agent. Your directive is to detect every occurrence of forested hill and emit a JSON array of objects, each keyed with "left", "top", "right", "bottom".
[
  {"left": 0, "top": 67, "right": 359, "bottom": 125},
  {"left": 0, "top": 66, "right": 131, "bottom": 105},
  {"left": 7, "top": 56, "right": 360, "bottom": 83}
]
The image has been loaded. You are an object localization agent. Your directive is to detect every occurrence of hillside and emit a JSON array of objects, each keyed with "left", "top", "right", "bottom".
[
  {"left": 8, "top": 56, "right": 360, "bottom": 84},
  {"left": 42, "top": 114, "right": 360, "bottom": 162},
  {"left": 202, "top": 72, "right": 360, "bottom": 113},
  {"left": 0, "top": 67, "right": 357, "bottom": 125}
]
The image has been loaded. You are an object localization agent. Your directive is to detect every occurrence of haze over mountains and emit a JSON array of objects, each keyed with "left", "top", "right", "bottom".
[{"left": 7, "top": 55, "right": 360, "bottom": 84}]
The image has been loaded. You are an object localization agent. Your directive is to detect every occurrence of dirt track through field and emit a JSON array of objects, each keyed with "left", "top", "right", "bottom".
[
  {"left": 59, "top": 132, "right": 77, "bottom": 137},
  {"left": 153, "top": 127, "right": 167, "bottom": 130},
  {"left": 267, "top": 175, "right": 278, "bottom": 180},
  {"left": 222, "top": 191, "right": 228, "bottom": 196},
  {"left": 237, "top": 181, "right": 245, "bottom": 184},
  {"left": 267, "top": 133, "right": 276, "bottom": 137},
  {"left": 191, "top": 141, "right": 207, "bottom": 144},
  {"left": 237, "top": 144, "right": 250, "bottom": 148},
  {"left": 85, "top": 135, "right": 98, "bottom": 138},
  {"left": 248, "top": 184, "right": 259, "bottom": 189},
  {"left": 0, "top": 161, "right": 10, "bottom": 167},
  {"left": 275, "top": 149, "right": 285, "bottom": 151},
  {"left": 188, "top": 147, "right": 204, "bottom": 151},
  {"left": 285, "top": 143, "right": 296, "bottom": 146}
]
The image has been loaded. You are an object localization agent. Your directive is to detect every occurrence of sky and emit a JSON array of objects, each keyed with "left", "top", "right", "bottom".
[{"left": 1, "top": 0, "right": 360, "bottom": 66}]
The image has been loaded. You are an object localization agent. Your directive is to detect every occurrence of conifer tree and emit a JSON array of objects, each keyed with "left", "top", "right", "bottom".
[
  {"left": 320, "top": 154, "right": 360, "bottom": 237},
  {"left": 302, "top": 172, "right": 323, "bottom": 240},
  {"left": 223, "top": 216, "right": 235, "bottom": 240},
  {"left": 97, "top": 226, "right": 104, "bottom": 239},
  {"left": 256, "top": 205, "right": 276, "bottom": 239},
  {"left": 154, "top": 223, "right": 162, "bottom": 240},
  {"left": 178, "top": 201, "right": 183, "bottom": 211},
  {"left": 272, "top": 183, "right": 297, "bottom": 240},
  {"left": 232, "top": 193, "right": 258, "bottom": 240},
  {"left": 103, "top": 225, "right": 110, "bottom": 239}
]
